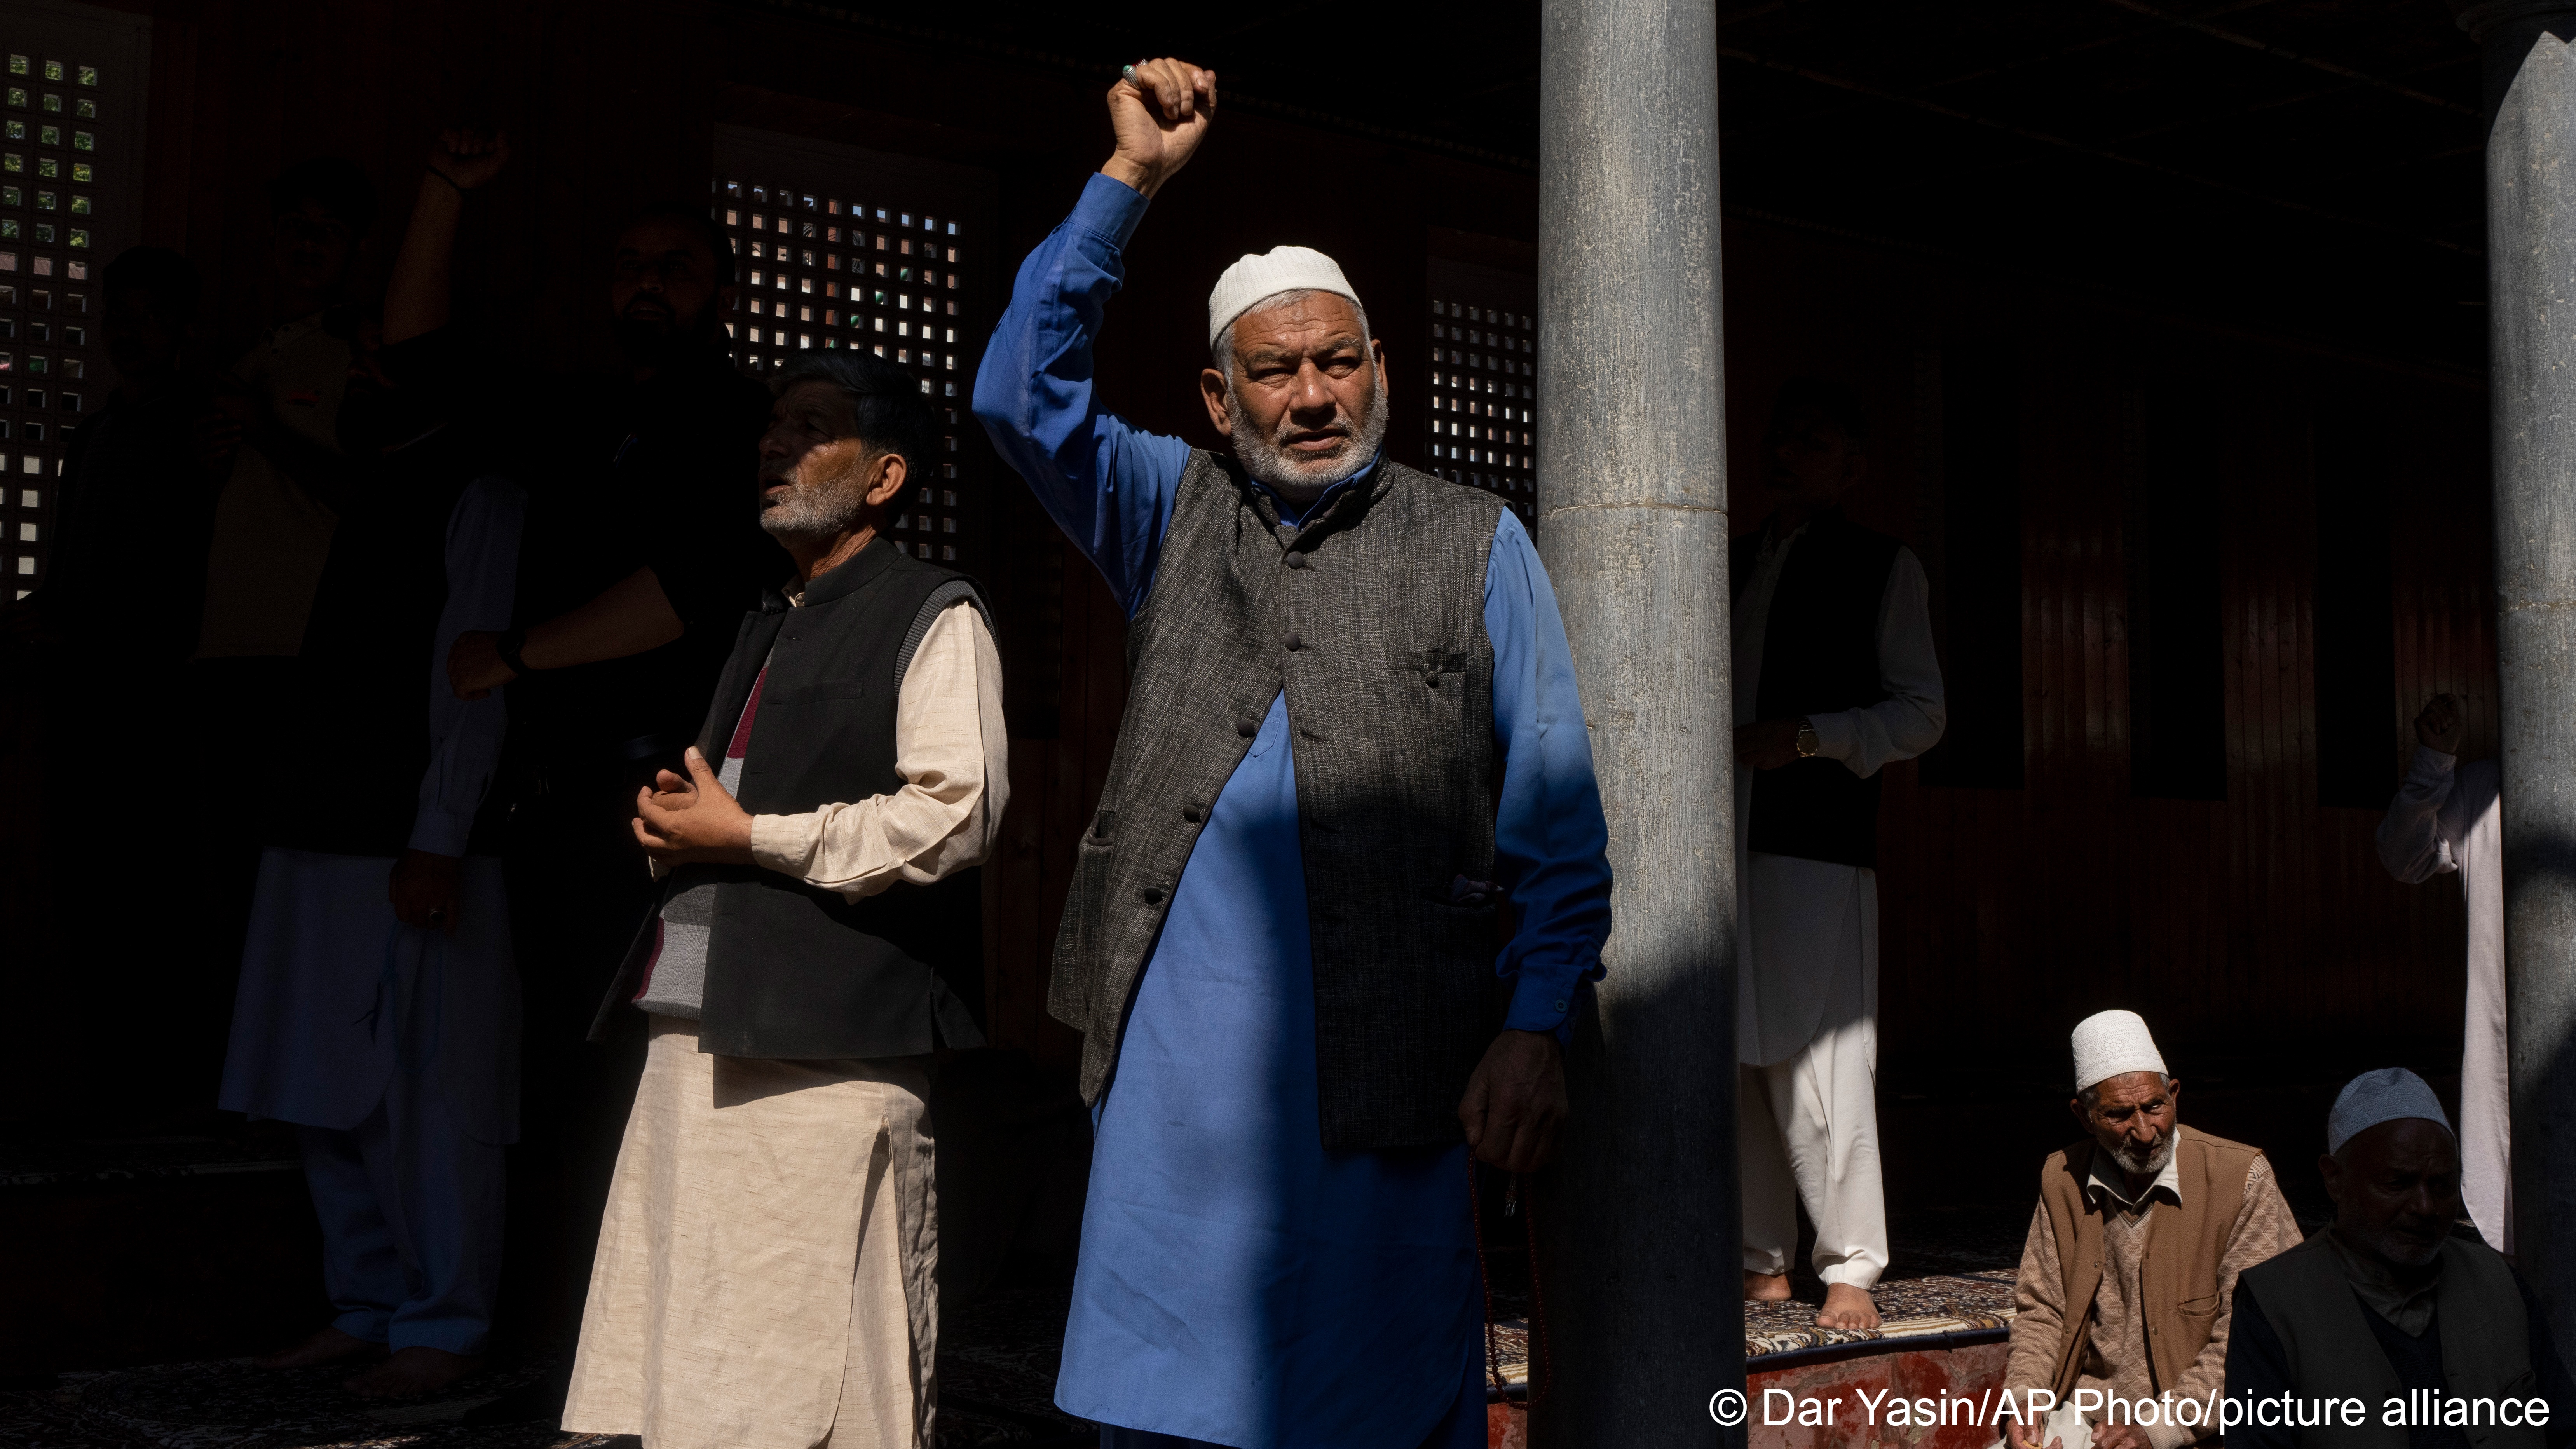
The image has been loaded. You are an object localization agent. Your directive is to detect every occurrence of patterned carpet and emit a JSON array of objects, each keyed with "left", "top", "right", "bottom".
[
  {"left": 1743, "top": 1269, "right": 2018, "bottom": 1360},
  {"left": 0, "top": 1154, "right": 2028, "bottom": 1443}
]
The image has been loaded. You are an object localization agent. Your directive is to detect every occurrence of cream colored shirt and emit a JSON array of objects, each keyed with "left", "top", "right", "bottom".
[{"left": 748, "top": 597, "right": 1008, "bottom": 898}]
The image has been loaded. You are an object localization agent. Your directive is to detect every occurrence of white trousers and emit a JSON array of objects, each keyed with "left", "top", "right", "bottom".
[{"left": 1738, "top": 855, "right": 1887, "bottom": 1289}]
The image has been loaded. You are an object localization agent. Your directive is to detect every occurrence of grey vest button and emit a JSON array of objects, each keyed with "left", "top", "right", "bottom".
[
  {"left": 1183, "top": 804, "right": 1205, "bottom": 823},
  {"left": 1285, "top": 553, "right": 1308, "bottom": 570},
  {"left": 1141, "top": 888, "right": 1165, "bottom": 905},
  {"left": 1237, "top": 717, "right": 1259, "bottom": 737},
  {"left": 1284, "top": 631, "right": 1303, "bottom": 651}
]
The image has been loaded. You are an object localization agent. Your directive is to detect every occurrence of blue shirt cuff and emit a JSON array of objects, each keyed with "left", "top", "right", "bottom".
[
  {"left": 1504, "top": 966, "right": 1589, "bottom": 1041},
  {"left": 1074, "top": 171, "right": 1151, "bottom": 250}
]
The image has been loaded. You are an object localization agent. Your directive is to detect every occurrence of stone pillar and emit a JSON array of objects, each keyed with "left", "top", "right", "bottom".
[
  {"left": 2458, "top": 0, "right": 2576, "bottom": 1330},
  {"left": 1533, "top": 0, "right": 1739, "bottom": 1443}
]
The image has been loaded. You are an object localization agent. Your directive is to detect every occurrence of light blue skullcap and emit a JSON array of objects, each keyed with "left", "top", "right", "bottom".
[{"left": 2327, "top": 1067, "right": 2454, "bottom": 1154}]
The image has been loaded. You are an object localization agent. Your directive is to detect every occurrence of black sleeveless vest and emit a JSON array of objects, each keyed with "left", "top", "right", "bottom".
[
  {"left": 1050, "top": 451, "right": 1505, "bottom": 1151},
  {"left": 591, "top": 540, "right": 988, "bottom": 1059},
  {"left": 2238, "top": 1233, "right": 2545, "bottom": 1449},
  {"left": 1733, "top": 509, "right": 1904, "bottom": 869}
]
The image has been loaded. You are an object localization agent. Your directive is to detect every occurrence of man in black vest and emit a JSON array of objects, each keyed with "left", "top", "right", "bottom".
[
  {"left": 560, "top": 350, "right": 1004, "bottom": 1449},
  {"left": 2226, "top": 1068, "right": 2575, "bottom": 1449},
  {"left": 1732, "top": 378, "right": 1946, "bottom": 1329}
]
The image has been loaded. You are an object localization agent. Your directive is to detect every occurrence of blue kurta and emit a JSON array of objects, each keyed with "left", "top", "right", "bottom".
[{"left": 975, "top": 173, "right": 1613, "bottom": 1449}]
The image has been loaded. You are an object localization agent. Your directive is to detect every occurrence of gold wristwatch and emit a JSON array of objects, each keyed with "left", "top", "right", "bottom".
[{"left": 1794, "top": 718, "right": 1820, "bottom": 759}]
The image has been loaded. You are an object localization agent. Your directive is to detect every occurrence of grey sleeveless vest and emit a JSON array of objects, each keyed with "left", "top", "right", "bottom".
[
  {"left": 2239, "top": 1233, "right": 2546, "bottom": 1449},
  {"left": 1051, "top": 450, "right": 1506, "bottom": 1150}
]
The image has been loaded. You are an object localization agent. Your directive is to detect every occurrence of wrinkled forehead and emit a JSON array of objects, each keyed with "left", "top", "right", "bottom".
[
  {"left": 2346, "top": 1116, "right": 2461, "bottom": 1172},
  {"left": 2087, "top": 1071, "right": 2170, "bottom": 1111},
  {"left": 1230, "top": 291, "right": 1367, "bottom": 354}
]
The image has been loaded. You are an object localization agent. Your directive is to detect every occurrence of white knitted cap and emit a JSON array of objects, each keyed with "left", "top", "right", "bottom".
[
  {"left": 2071, "top": 1010, "right": 2169, "bottom": 1092},
  {"left": 1206, "top": 245, "right": 1364, "bottom": 348},
  {"left": 2327, "top": 1067, "right": 2454, "bottom": 1154}
]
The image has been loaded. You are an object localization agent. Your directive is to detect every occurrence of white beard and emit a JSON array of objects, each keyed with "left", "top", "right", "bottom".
[
  {"left": 2110, "top": 1132, "right": 2175, "bottom": 1180},
  {"left": 759, "top": 474, "right": 868, "bottom": 542},
  {"left": 1224, "top": 366, "right": 1390, "bottom": 503}
]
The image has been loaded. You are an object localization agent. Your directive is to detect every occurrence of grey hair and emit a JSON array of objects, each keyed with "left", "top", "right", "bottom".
[
  {"left": 2078, "top": 1072, "right": 2173, "bottom": 1112},
  {"left": 1211, "top": 288, "right": 1373, "bottom": 375}
]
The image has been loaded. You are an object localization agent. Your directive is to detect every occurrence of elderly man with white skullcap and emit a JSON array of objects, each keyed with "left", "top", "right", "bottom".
[
  {"left": 2226, "top": 1068, "right": 2576, "bottom": 1449},
  {"left": 1998, "top": 1011, "right": 2302, "bottom": 1449},
  {"left": 973, "top": 56, "right": 1613, "bottom": 1449}
]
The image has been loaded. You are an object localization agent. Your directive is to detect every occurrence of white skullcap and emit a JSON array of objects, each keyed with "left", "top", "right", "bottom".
[
  {"left": 2327, "top": 1067, "right": 2454, "bottom": 1154},
  {"left": 1206, "top": 245, "right": 1365, "bottom": 348},
  {"left": 2071, "top": 1010, "right": 2169, "bottom": 1092}
]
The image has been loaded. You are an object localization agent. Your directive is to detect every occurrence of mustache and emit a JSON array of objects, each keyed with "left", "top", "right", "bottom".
[
  {"left": 2110, "top": 1135, "right": 2173, "bottom": 1175},
  {"left": 1277, "top": 420, "right": 1352, "bottom": 445}
]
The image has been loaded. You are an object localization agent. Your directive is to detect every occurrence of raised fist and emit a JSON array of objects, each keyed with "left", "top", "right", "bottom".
[
  {"left": 2414, "top": 692, "right": 2466, "bottom": 755},
  {"left": 427, "top": 127, "right": 510, "bottom": 192},
  {"left": 1102, "top": 58, "right": 1215, "bottom": 200}
]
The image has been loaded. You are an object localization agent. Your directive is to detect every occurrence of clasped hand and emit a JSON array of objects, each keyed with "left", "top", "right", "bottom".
[{"left": 632, "top": 746, "right": 756, "bottom": 865}]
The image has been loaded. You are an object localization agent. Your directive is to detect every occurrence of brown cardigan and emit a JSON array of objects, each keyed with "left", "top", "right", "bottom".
[{"left": 2035, "top": 1128, "right": 2271, "bottom": 1397}]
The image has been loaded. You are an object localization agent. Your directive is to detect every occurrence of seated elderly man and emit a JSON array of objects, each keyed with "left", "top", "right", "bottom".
[
  {"left": 2226, "top": 1068, "right": 2575, "bottom": 1449},
  {"left": 2001, "top": 1011, "right": 2302, "bottom": 1449}
]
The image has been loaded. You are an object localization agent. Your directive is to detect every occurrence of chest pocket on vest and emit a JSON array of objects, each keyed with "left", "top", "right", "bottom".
[
  {"left": 1408, "top": 647, "right": 1471, "bottom": 687},
  {"left": 2175, "top": 1293, "right": 2219, "bottom": 1322},
  {"left": 1381, "top": 645, "right": 1474, "bottom": 749}
]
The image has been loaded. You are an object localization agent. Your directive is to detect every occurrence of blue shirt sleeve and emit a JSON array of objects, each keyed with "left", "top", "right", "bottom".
[
  {"left": 1485, "top": 510, "right": 1613, "bottom": 1035},
  {"left": 971, "top": 171, "right": 1193, "bottom": 619}
]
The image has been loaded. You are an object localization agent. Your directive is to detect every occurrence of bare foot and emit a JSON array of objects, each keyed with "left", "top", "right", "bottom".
[
  {"left": 254, "top": 1325, "right": 384, "bottom": 1370},
  {"left": 1744, "top": 1270, "right": 1793, "bottom": 1303},
  {"left": 1816, "top": 1282, "right": 1880, "bottom": 1330},
  {"left": 345, "top": 1346, "right": 483, "bottom": 1399}
]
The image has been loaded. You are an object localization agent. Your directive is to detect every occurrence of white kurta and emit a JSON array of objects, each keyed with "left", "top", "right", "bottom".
[
  {"left": 1732, "top": 522, "right": 1946, "bottom": 1288},
  {"left": 2376, "top": 746, "right": 2510, "bottom": 1254}
]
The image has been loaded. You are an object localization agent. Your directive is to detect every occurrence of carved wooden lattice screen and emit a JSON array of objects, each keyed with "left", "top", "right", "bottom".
[
  {"left": 711, "top": 125, "right": 997, "bottom": 580},
  {"left": 0, "top": 0, "right": 147, "bottom": 598}
]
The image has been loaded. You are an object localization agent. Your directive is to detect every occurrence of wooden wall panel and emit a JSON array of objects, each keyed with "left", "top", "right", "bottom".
[{"left": 1722, "top": 221, "right": 2491, "bottom": 1083}]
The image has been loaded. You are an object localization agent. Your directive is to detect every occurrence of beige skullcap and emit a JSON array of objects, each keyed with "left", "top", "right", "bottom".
[{"left": 1206, "top": 245, "right": 1364, "bottom": 348}]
